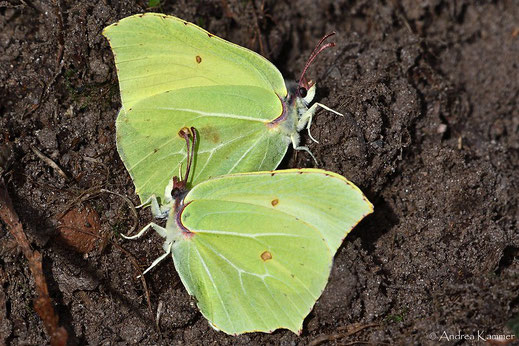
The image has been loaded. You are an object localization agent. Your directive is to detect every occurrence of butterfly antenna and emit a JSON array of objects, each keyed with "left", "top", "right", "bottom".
[
  {"left": 175, "top": 127, "right": 196, "bottom": 190},
  {"left": 298, "top": 32, "right": 336, "bottom": 90},
  {"left": 184, "top": 126, "right": 196, "bottom": 185},
  {"left": 178, "top": 163, "right": 183, "bottom": 181}
]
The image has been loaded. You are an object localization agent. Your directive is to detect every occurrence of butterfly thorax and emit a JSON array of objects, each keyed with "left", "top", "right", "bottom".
[
  {"left": 267, "top": 81, "right": 315, "bottom": 138},
  {"left": 160, "top": 191, "right": 193, "bottom": 249}
]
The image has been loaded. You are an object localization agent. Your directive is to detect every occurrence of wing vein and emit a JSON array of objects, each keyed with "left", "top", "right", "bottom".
[
  {"left": 157, "top": 107, "right": 266, "bottom": 123},
  {"left": 226, "top": 135, "right": 265, "bottom": 174},
  {"left": 193, "top": 246, "right": 235, "bottom": 330}
]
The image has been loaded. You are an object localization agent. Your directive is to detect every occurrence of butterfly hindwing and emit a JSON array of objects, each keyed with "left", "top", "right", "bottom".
[
  {"left": 170, "top": 169, "right": 373, "bottom": 334},
  {"left": 173, "top": 198, "right": 332, "bottom": 334},
  {"left": 116, "top": 85, "right": 288, "bottom": 202}
]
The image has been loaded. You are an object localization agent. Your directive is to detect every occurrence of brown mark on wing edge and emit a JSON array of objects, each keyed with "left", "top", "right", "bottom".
[
  {"left": 271, "top": 199, "right": 279, "bottom": 207},
  {"left": 261, "top": 251, "right": 272, "bottom": 261}
]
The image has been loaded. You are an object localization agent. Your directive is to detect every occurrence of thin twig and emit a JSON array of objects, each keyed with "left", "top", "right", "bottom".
[
  {"left": 0, "top": 180, "right": 68, "bottom": 346},
  {"left": 250, "top": 0, "right": 266, "bottom": 57},
  {"left": 30, "top": 145, "right": 70, "bottom": 181},
  {"left": 113, "top": 239, "right": 156, "bottom": 330},
  {"left": 100, "top": 188, "right": 139, "bottom": 236},
  {"left": 309, "top": 322, "right": 379, "bottom": 346},
  {"left": 156, "top": 300, "right": 164, "bottom": 332}
]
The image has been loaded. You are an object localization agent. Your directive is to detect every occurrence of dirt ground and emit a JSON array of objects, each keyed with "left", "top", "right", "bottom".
[{"left": 1, "top": 0, "right": 518, "bottom": 344}]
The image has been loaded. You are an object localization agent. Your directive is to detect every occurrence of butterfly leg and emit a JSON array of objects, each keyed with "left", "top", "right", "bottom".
[
  {"left": 122, "top": 222, "right": 168, "bottom": 240},
  {"left": 298, "top": 102, "right": 344, "bottom": 144},
  {"left": 290, "top": 133, "right": 318, "bottom": 165},
  {"left": 140, "top": 242, "right": 172, "bottom": 276},
  {"left": 136, "top": 194, "right": 170, "bottom": 219},
  {"left": 313, "top": 102, "right": 344, "bottom": 117},
  {"left": 297, "top": 107, "right": 319, "bottom": 144},
  {"left": 123, "top": 222, "right": 173, "bottom": 277}
]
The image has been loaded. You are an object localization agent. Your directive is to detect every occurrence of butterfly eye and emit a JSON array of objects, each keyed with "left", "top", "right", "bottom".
[
  {"left": 298, "top": 87, "right": 307, "bottom": 98},
  {"left": 302, "top": 84, "right": 316, "bottom": 105}
]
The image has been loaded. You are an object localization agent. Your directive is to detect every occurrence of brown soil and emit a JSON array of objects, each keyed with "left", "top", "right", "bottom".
[{"left": 1, "top": 0, "right": 518, "bottom": 344}]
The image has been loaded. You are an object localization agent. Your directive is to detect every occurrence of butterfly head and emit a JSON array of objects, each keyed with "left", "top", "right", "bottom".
[
  {"left": 297, "top": 82, "right": 317, "bottom": 107},
  {"left": 296, "top": 32, "right": 336, "bottom": 106}
]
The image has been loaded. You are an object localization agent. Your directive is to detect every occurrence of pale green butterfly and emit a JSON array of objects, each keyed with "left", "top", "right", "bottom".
[
  {"left": 103, "top": 13, "right": 343, "bottom": 205},
  {"left": 124, "top": 127, "right": 373, "bottom": 335}
]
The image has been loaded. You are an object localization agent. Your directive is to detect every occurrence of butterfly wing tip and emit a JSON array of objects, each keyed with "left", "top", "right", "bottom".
[
  {"left": 365, "top": 199, "right": 375, "bottom": 213},
  {"left": 102, "top": 25, "right": 113, "bottom": 37}
]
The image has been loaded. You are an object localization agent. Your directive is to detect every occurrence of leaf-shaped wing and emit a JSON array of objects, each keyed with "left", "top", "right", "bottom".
[
  {"left": 103, "top": 13, "right": 287, "bottom": 110},
  {"left": 117, "top": 85, "right": 288, "bottom": 202},
  {"left": 174, "top": 199, "right": 332, "bottom": 334},
  {"left": 171, "top": 169, "right": 373, "bottom": 334},
  {"left": 185, "top": 169, "right": 374, "bottom": 253}
]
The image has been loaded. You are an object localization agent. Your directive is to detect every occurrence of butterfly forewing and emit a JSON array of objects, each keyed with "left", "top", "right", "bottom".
[{"left": 103, "top": 13, "right": 287, "bottom": 110}]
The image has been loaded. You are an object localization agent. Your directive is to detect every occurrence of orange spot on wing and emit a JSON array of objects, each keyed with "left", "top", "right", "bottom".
[
  {"left": 196, "top": 55, "right": 202, "bottom": 64},
  {"left": 271, "top": 198, "right": 279, "bottom": 207},
  {"left": 261, "top": 251, "right": 272, "bottom": 261}
]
